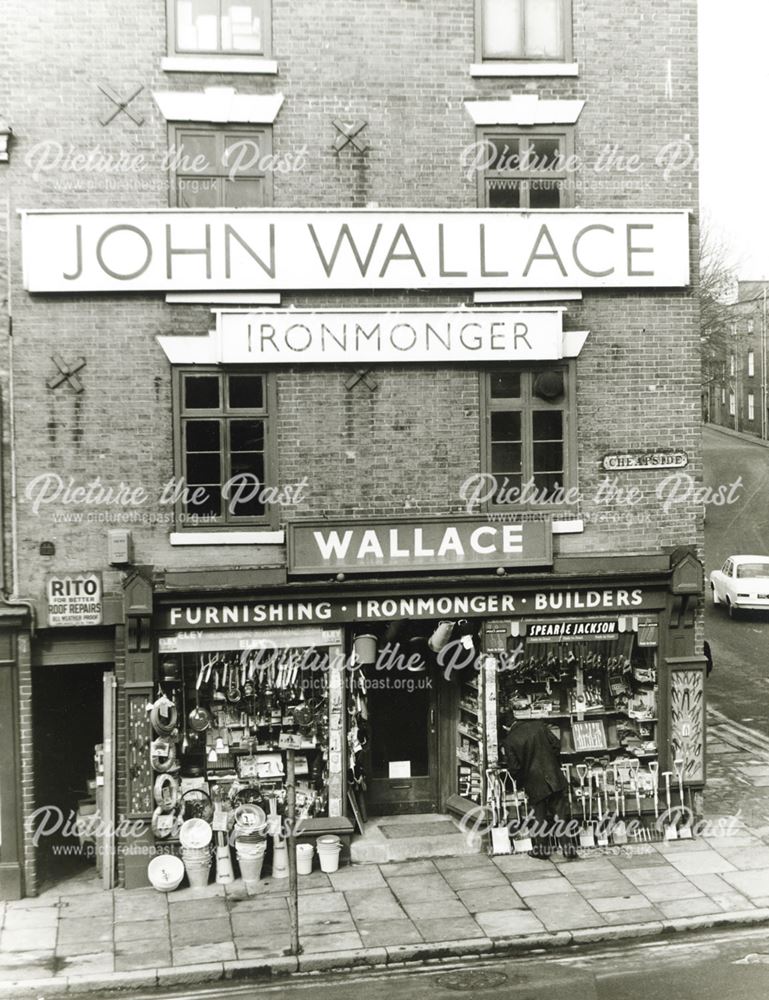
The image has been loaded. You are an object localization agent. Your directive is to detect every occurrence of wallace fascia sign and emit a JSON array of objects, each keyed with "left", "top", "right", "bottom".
[{"left": 21, "top": 209, "right": 691, "bottom": 292}]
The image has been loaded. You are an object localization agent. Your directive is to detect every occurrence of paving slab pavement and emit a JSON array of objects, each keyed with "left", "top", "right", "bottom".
[{"left": 3, "top": 707, "right": 769, "bottom": 995}]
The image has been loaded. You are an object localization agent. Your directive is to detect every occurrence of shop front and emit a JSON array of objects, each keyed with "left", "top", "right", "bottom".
[{"left": 127, "top": 542, "right": 704, "bottom": 879}]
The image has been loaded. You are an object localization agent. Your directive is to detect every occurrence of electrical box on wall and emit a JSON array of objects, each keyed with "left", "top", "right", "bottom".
[{"left": 107, "top": 529, "right": 133, "bottom": 565}]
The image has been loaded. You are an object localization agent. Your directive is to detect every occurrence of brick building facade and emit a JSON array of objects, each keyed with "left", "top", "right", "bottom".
[{"left": 1, "top": 0, "right": 703, "bottom": 898}]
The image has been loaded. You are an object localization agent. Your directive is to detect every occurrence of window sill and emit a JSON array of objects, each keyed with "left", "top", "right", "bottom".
[
  {"left": 470, "top": 61, "right": 578, "bottom": 77},
  {"left": 161, "top": 55, "right": 278, "bottom": 75},
  {"left": 169, "top": 530, "right": 285, "bottom": 546}
]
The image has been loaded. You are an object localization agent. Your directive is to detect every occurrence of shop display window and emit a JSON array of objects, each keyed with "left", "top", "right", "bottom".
[
  {"left": 492, "top": 619, "right": 663, "bottom": 832},
  {"left": 149, "top": 647, "right": 330, "bottom": 841}
]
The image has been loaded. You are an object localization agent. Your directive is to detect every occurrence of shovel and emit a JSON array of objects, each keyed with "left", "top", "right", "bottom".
[
  {"left": 511, "top": 779, "right": 533, "bottom": 854},
  {"left": 576, "top": 764, "right": 595, "bottom": 848},
  {"left": 594, "top": 772, "right": 609, "bottom": 847},
  {"left": 612, "top": 777, "right": 628, "bottom": 845},
  {"left": 489, "top": 772, "right": 512, "bottom": 855},
  {"left": 674, "top": 757, "right": 693, "bottom": 839},
  {"left": 663, "top": 771, "right": 678, "bottom": 840}
]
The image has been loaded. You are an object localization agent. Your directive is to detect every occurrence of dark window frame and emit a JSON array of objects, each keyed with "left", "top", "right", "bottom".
[
  {"left": 480, "top": 364, "right": 577, "bottom": 512},
  {"left": 168, "top": 122, "right": 274, "bottom": 208},
  {"left": 167, "top": 0, "right": 272, "bottom": 57},
  {"left": 475, "top": 126, "right": 576, "bottom": 209},
  {"left": 475, "top": 0, "right": 573, "bottom": 62},
  {"left": 172, "top": 366, "right": 279, "bottom": 530}
]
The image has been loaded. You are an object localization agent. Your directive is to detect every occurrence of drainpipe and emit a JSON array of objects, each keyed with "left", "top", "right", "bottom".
[{"left": 3, "top": 197, "right": 36, "bottom": 634}]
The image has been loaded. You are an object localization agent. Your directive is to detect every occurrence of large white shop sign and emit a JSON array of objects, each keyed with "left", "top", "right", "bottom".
[
  {"left": 21, "top": 210, "right": 690, "bottom": 292},
  {"left": 157, "top": 308, "right": 589, "bottom": 364}
]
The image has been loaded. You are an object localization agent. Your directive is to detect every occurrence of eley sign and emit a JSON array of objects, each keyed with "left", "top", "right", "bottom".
[
  {"left": 287, "top": 518, "right": 553, "bottom": 575},
  {"left": 21, "top": 209, "right": 691, "bottom": 292}
]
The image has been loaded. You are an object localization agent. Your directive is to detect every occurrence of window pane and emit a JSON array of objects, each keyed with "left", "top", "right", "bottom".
[
  {"left": 186, "top": 452, "right": 222, "bottom": 484},
  {"left": 485, "top": 137, "right": 521, "bottom": 171},
  {"left": 525, "top": 0, "right": 563, "bottom": 57},
  {"left": 228, "top": 455, "right": 266, "bottom": 517},
  {"left": 186, "top": 420, "right": 220, "bottom": 452},
  {"left": 224, "top": 133, "right": 266, "bottom": 177},
  {"left": 231, "top": 419, "right": 265, "bottom": 451},
  {"left": 222, "top": 0, "right": 264, "bottom": 52},
  {"left": 174, "top": 132, "right": 218, "bottom": 175},
  {"left": 177, "top": 0, "right": 218, "bottom": 50},
  {"left": 527, "top": 137, "right": 561, "bottom": 171},
  {"left": 490, "top": 372, "right": 521, "bottom": 398},
  {"left": 228, "top": 374, "right": 264, "bottom": 409},
  {"left": 533, "top": 472, "right": 563, "bottom": 494},
  {"left": 184, "top": 375, "right": 220, "bottom": 409},
  {"left": 533, "top": 410, "right": 563, "bottom": 440},
  {"left": 492, "top": 443, "right": 522, "bottom": 473},
  {"left": 177, "top": 177, "right": 220, "bottom": 208},
  {"left": 186, "top": 486, "right": 221, "bottom": 518},
  {"left": 488, "top": 179, "right": 521, "bottom": 208},
  {"left": 533, "top": 441, "right": 563, "bottom": 472},
  {"left": 491, "top": 410, "right": 522, "bottom": 440},
  {"left": 492, "top": 473, "right": 523, "bottom": 500},
  {"left": 223, "top": 178, "right": 264, "bottom": 208},
  {"left": 528, "top": 180, "right": 562, "bottom": 208},
  {"left": 483, "top": 0, "right": 523, "bottom": 57}
]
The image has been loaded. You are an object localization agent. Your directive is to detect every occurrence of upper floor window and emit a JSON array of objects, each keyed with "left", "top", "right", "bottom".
[
  {"left": 476, "top": 127, "right": 574, "bottom": 208},
  {"left": 748, "top": 319, "right": 755, "bottom": 333},
  {"left": 169, "top": 124, "right": 273, "bottom": 208},
  {"left": 748, "top": 393, "right": 755, "bottom": 421},
  {"left": 748, "top": 350, "right": 755, "bottom": 377},
  {"left": 173, "top": 369, "right": 275, "bottom": 527},
  {"left": 482, "top": 366, "right": 575, "bottom": 508},
  {"left": 729, "top": 391, "right": 735, "bottom": 416},
  {"left": 169, "top": 0, "right": 271, "bottom": 55},
  {"left": 478, "top": 0, "right": 572, "bottom": 61},
  {"left": 730, "top": 354, "right": 736, "bottom": 377}
]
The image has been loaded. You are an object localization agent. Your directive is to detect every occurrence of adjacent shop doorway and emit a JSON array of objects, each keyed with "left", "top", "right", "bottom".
[{"left": 31, "top": 658, "right": 113, "bottom": 890}]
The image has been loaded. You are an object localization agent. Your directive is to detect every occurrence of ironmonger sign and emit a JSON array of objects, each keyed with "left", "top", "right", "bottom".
[
  {"left": 287, "top": 518, "right": 552, "bottom": 575},
  {"left": 215, "top": 308, "right": 568, "bottom": 363},
  {"left": 21, "top": 209, "right": 691, "bottom": 292}
]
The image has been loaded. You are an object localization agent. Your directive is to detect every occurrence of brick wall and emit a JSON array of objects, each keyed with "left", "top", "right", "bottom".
[{"left": 4, "top": 0, "right": 701, "bottom": 890}]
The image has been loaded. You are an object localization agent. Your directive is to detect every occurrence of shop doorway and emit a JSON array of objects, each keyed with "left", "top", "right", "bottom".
[
  {"left": 364, "top": 664, "right": 440, "bottom": 815},
  {"left": 32, "top": 662, "right": 111, "bottom": 889}
]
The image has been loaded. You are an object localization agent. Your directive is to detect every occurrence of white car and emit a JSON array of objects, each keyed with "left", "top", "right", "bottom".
[{"left": 710, "top": 555, "right": 769, "bottom": 617}]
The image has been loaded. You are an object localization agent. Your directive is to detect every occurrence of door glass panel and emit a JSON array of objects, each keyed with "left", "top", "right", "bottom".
[
  {"left": 488, "top": 179, "right": 521, "bottom": 208},
  {"left": 528, "top": 179, "right": 562, "bottom": 208},
  {"left": 177, "top": 178, "right": 220, "bottom": 208},
  {"left": 368, "top": 674, "right": 430, "bottom": 778}
]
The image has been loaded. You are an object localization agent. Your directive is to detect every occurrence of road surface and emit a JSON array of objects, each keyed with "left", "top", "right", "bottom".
[
  {"left": 82, "top": 925, "right": 769, "bottom": 999},
  {"left": 704, "top": 426, "right": 769, "bottom": 733}
]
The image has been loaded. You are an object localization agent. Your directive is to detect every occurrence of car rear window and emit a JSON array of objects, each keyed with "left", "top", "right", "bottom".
[{"left": 736, "top": 563, "right": 769, "bottom": 579}]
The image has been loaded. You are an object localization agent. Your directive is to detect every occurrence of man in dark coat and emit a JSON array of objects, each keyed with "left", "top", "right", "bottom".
[{"left": 502, "top": 716, "right": 579, "bottom": 860}]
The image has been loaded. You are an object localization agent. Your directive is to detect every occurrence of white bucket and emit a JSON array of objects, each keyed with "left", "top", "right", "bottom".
[
  {"left": 316, "top": 835, "right": 342, "bottom": 873},
  {"left": 184, "top": 856, "right": 212, "bottom": 889},
  {"left": 296, "top": 842, "right": 314, "bottom": 875}
]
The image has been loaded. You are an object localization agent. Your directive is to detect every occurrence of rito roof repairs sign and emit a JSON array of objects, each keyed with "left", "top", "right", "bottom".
[
  {"left": 46, "top": 572, "right": 103, "bottom": 627},
  {"left": 215, "top": 308, "right": 567, "bottom": 363},
  {"left": 21, "top": 209, "right": 691, "bottom": 292},
  {"left": 287, "top": 518, "right": 553, "bottom": 575}
]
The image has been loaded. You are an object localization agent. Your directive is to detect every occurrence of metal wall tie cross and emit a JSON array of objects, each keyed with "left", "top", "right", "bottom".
[
  {"left": 47, "top": 354, "right": 86, "bottom": 394},
  {"left": 344, "top": 370, "right": 378, "bottom": 393},
  {"left": 98, "top": 83, "right": 145, "bottom": 127},
  {"left": 332, "top": 119, "right": 369, "bottom": 152}
]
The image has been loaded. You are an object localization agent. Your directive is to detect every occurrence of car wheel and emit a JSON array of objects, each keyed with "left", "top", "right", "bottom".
[{"left": 711, "top": 582, "right": 720, "bottom": 605}]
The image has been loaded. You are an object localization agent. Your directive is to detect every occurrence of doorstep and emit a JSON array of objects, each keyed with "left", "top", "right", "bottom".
[{"left": 350, "top": 813, "right": 482, "bottom": 864}]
